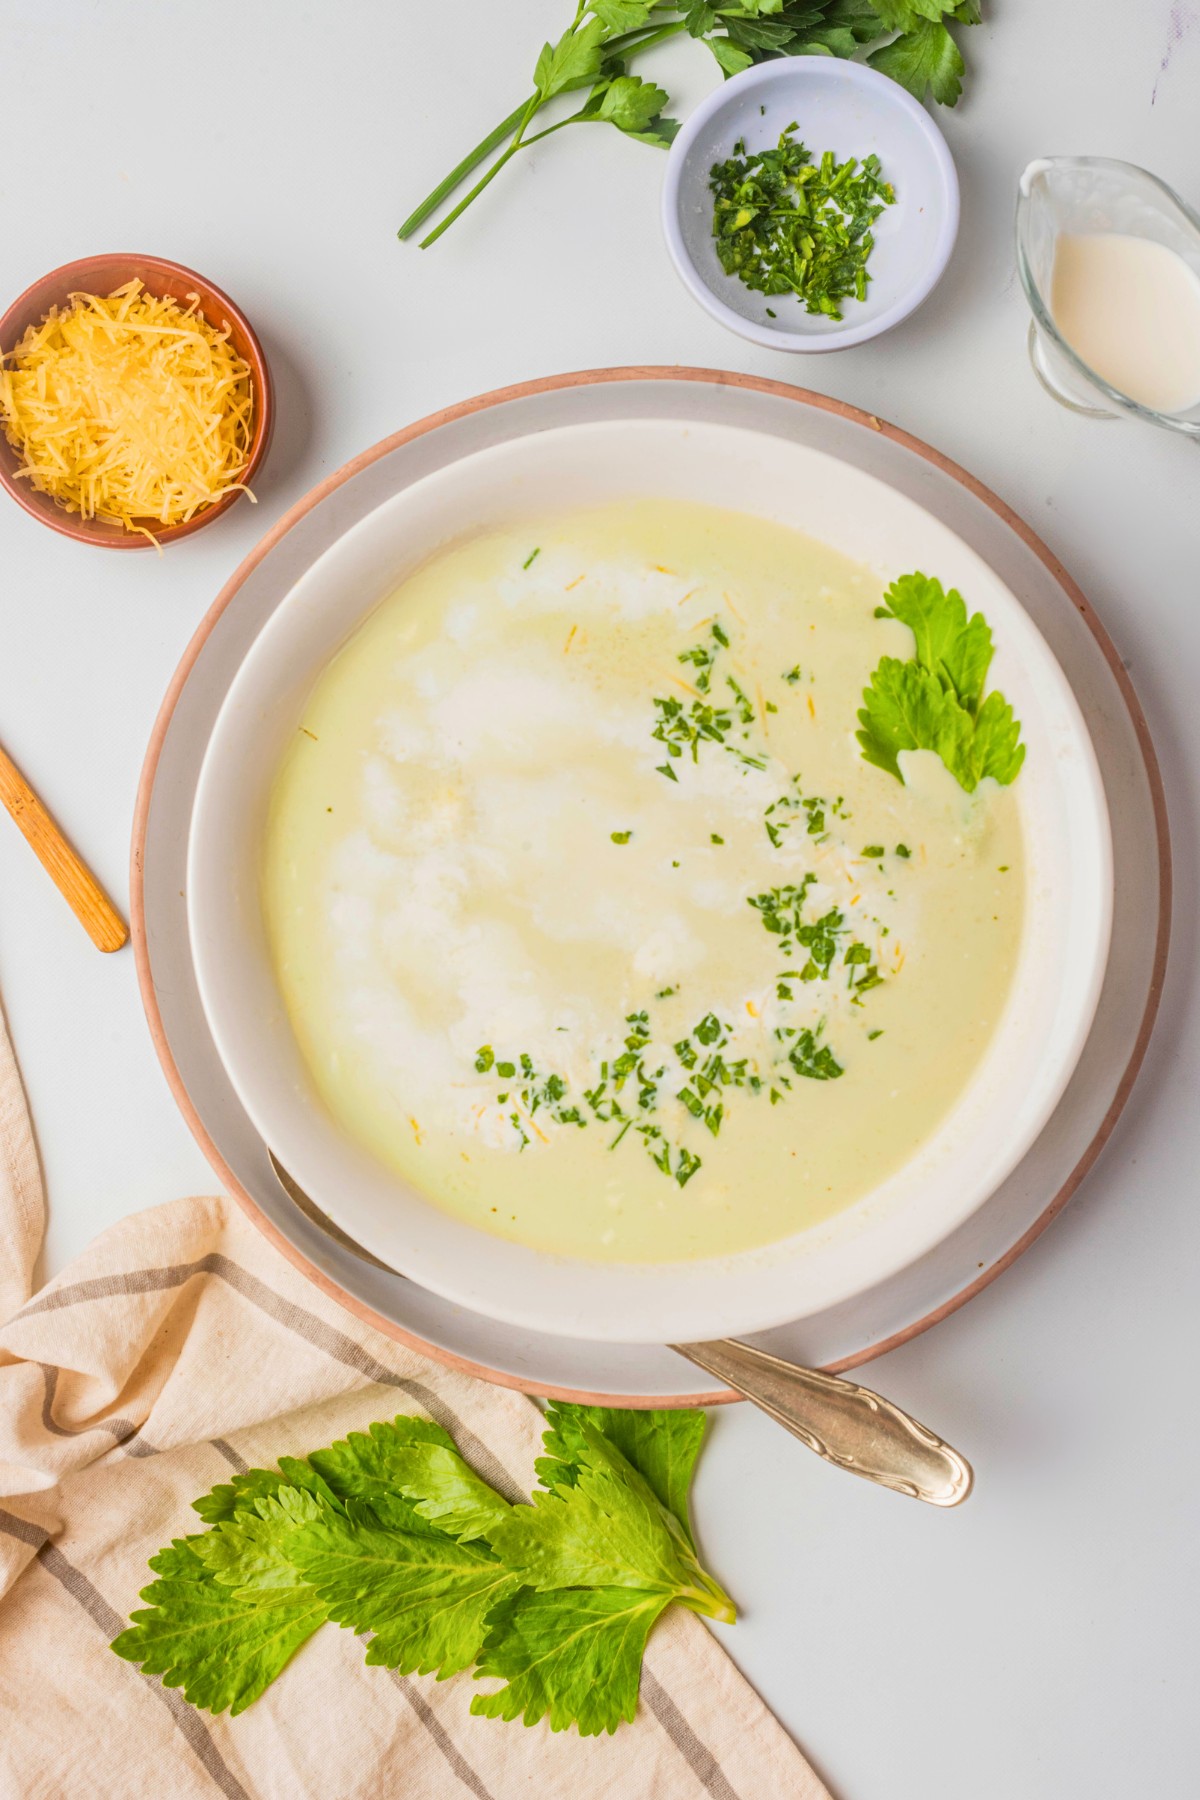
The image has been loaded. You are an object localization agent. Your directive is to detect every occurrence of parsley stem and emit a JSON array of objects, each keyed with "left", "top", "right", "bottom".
[
  {"left": 401, "top": 13, "right": 686, "bottom": 246},
  {"left": 418, "top": 92, "right": 545, "bottom": 248},
  {"left": 398, "top": 99, "right": 533, "bottom": 240}
]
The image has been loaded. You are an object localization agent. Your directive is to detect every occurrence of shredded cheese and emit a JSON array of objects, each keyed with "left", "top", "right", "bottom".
[{"left": 0, "top": 279, "right": 255, "bottom": 541}]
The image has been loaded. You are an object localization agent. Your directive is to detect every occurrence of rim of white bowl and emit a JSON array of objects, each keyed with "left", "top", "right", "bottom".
[{"left": 661, "top": 58, "right": 961, "bottom": 353}]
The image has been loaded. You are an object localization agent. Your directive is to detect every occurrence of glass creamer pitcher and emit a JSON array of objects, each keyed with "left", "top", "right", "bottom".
[{"left": 1016, "top": 156, "right": 1200, "bottom": 439}]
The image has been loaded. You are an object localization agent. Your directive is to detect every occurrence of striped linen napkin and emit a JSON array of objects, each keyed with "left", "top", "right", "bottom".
[{"left": 0, "top": 1005, "right": 830, "bottom": 1800}]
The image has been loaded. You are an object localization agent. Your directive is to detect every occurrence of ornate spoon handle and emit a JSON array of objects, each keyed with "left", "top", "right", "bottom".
[{"left": 673, "top": 1338, "right": 973, "bottom": 1507}]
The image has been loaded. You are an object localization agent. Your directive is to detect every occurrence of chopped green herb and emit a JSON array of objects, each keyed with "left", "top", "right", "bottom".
[
  {"left": 522, "top": 547, "right": 541, "bottom": 570},
  {"left": 710, "top": 833, "right": 724, "bottom": 845},
  {"left": 788, "top": 1028, "right": 844, "bottom": 1082},
  {"left": 611, "top": 830, "right": 632, "bottom": 844},
  {"left": 709, "top": 130, "right": 895, "bottom": 320},
  {"left": 783, "top": 666, "right": 802, "bottom": 685},
  {"left": 868, "top": 1029, "right": 885, "bottom": 1041},
  {"left": 861, "top": 845, "right": 886, "bottom": 860},
  {"left": 895, "top": 842, "right": 911, "bottom": 858}
]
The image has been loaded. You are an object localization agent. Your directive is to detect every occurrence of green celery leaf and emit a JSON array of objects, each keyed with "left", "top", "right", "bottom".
[
  {"left": 328, "top": 1432, "right": 514, "bottom": 1543},
  {"left": 471, "top": 1585, "right": 672, "bottom": 1736},
  {"left": 192, "top": 1457, "right": 344, "bottom": 1524},
  {"left": 876, "top": 571, "right": 994, "bottom": 711},
  {"left": 857, "top": 657, "right": 970, "bottom": 783},
  {"left": 110, "top": 1528, "right": 328, "bottom": 1716},
  {"left": 308, "top": 1416, "right": 478, "bottom": 1535},
  {"left": 868, "top": 18, "right": 965, "bottom": 104},
  {"left": 534, "top": 17, "right": 607, "bottom": 101},
  {"left": 191, "top": 1489, "right": 326, "bottom": 1588},
  {"left": 963, "top": 688, "right": 1026, "bottom": 787},
  {"left": 857, "top": 658, "right": 1023, "bottom": 792},
  {"left": 494, "top": 1423, "right": 732, "bottom": 1620},
  {"left": 536, "top": 1403, "right": 706, "bottom": 1549},
  {"left": 287, "top": 1499, "right": 517, "bottom": 1678}
]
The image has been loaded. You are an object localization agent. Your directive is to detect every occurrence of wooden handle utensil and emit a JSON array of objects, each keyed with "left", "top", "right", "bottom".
[{"left": 0, "top": 742, "right": 128, "bottom": 953}]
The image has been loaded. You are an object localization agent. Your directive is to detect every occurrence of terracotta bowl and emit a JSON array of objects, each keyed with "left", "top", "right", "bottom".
[{"left": 0, "top": 253, "right": 273, "bottom": 548}]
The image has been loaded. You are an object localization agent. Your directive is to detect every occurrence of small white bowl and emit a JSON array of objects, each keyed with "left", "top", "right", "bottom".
[{"left": 662, "top": 59, "right": 960, "bottom": 352}]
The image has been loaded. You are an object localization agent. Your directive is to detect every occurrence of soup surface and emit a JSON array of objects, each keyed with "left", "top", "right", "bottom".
[{"left": 263, "top": 501, "right": 1024, "bottom": 1263}]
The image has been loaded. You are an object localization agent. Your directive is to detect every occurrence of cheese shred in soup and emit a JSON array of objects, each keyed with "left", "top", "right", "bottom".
[{"left": 263, "top": 502, "right": 1024, "bottom": 1263}]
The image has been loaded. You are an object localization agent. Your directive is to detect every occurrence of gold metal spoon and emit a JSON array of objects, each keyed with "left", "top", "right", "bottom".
[
  {"left": 672, "top": 1338, "right": 972, "bottom": 1506},
  {"left": 268, "top": 1154, "right": 972, "bottom": 1506}
]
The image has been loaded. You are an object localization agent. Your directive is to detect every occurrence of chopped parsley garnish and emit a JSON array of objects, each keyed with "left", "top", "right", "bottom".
[
  {"left": 788, "top": 1029, "right": 843, "bottom": 1081},
  {"left": 763, "top": 777, "right": 848, "bottom": 848},
  {"left": 467, "top": 608, "right": 906, "bottom": 1192},
  {"left": 709, "top": 131, "right": 896, "bottom": 320},
  {"left": 651, "top": 624, "right": 771, "bottom": 783},
  {"left": 522, "top": 547, "right": 540, "bottom": 569}
]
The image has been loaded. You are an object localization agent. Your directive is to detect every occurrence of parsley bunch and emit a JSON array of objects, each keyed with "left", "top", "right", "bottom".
[
  {"left": 857, "top": 572, "right": 1025, "bottom": 792},
  {"left": 112, "top": 1405, "right": 732, "bottom": 1736},
  {"left": 400, "top": 2, "right": 981, "bottom": 247}
]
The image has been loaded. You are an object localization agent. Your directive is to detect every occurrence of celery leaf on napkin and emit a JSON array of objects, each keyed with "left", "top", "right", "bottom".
[
  {"left": 114, "top": 1406, "right": 732, "bottom": 1735},
  {"left": 110, "top": 1525, "right": 329, "bottom": 1717},
  {"left": 472, "top": 1586, "right": 673, "bottom": 1736},
  {"left": 494, "top": 1422, "right": 733, "bottom": 1621},
  {"left": 536, "top": 1403, "right": 706, "bottom": 1550},
  {"left": 286, "top": 1500, "right": 519, "bottom": 1677},
  {"left": 311, "top": 1418, "right": 514, "bottom": 1542}
]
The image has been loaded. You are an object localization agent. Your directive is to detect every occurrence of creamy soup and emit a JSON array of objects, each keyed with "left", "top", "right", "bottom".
[{"left": 263, "top": 501, "right": 1024, "bottom": 1263}]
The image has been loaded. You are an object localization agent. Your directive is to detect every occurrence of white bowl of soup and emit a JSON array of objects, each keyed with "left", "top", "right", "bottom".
[{"left": 188, "top": 420, "right": 1111, "bottom": 1344}]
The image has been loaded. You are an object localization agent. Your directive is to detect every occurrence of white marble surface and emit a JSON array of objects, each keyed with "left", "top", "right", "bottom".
[{"left": 1, "top": 4, "right": 1197, "bottom": 1795}]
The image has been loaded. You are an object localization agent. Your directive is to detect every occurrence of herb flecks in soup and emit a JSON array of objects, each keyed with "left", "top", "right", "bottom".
[{"left": 263, "top": 502, "right": 1024, "bottom": 1263}]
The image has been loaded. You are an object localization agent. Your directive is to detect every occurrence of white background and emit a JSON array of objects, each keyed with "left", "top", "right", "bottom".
[{"left": 1, "top": 4, "right": 1197, "bottom": 1795}]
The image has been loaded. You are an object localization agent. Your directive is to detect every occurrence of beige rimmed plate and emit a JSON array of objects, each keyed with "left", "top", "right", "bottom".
[{"left": 131, "top": 368, "right": 1170, "bottom": 1404}]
